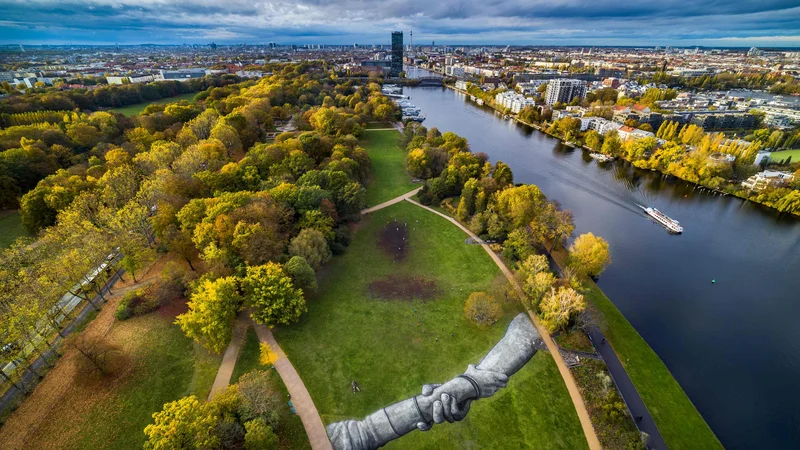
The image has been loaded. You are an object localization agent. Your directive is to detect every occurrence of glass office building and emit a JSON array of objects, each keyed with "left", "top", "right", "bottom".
[{"left": 391, "top": 31, "right": 403, "bottom": 77}]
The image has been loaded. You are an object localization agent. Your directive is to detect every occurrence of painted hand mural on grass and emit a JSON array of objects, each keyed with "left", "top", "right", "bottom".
[{"left": 326, "top": 313, "right": 541, "bottom": 450}]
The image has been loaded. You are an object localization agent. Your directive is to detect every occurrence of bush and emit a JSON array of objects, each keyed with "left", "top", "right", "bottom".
[
  {"left": 115, "top": 285, "right": 161, "bottom": 321},
  {"left": 463, "top": 292, "right": 502, "bottom": 327},
  {"left": 244, "top": 418, "right": 278, "bottom": 450}
]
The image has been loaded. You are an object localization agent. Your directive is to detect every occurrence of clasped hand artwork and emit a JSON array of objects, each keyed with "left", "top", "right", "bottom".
[{"left": 327, "top": 313, "right": 541, "bottom": 450}]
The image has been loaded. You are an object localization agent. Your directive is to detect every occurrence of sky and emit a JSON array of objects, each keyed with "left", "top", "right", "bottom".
[{"left": 0, "top": 0, "right": 799, "bottom": 47}]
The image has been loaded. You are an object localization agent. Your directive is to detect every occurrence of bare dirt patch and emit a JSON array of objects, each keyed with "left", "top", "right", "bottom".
[
  {"left": 368, "top": 275, "right": 440, "bottom": 301},
  {"left": 377, "top": 220, "right": 410, "bottom": 261}
]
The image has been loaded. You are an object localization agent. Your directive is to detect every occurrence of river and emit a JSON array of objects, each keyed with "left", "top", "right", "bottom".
[{"left": 402, "top": 67, "right": 800, "bottom": 449}]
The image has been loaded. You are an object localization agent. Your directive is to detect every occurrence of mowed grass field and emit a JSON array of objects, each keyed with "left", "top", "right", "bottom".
[
  {"left": 231, "top": 327, "right": 311, "bottom": 450},
  {"left": 361, "top": 129, "right": 419, "bottom": 206},
  {"left": 550, "top": 247, "right": 722, "bottom": 450},
  {"left": 0, "top": 285, "right": 222, "bottom": 450},
  {"left": 274, "top": 201, "right": 588, "bottom": 449},
  {"left": 0, "top": 210, "right": 29, "bottom": 249},
  {"left": 109, "top": 92, "right": 198, "bottom": 116},
  {"left": 769, "top": 148, "right": 800, "bottom": 162}
]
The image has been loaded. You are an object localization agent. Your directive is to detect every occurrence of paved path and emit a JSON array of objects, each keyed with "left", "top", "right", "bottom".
[
  {"left": 253, "top": 322, "right": 332, "bottom": 450},
  {"left": 360, "top": 187, "right": 421, "bottom": 215},
  {"left": 405, "top": 198, "right": 602, "bottom": 450},
  {"left": 587, "top": 327, "right": 667, "bottom": 449},
  {"left": 207, "top": 312, "right": 248, "bottom": 400}
]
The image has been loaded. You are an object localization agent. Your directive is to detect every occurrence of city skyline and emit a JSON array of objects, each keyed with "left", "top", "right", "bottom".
[{"left": 0, "top": 0, "right": 799, "bottom": 47}]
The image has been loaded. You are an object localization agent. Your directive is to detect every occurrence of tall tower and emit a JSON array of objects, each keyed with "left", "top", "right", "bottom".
[
  {"left": 391, "top": 31, "right": 403, "bottom": 77},
  {"left": 410, "top": 30, "right": 413, "bottom": 57}
]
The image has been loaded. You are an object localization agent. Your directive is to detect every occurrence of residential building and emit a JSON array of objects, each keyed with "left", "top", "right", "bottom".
[
  {"left": 544, "top": 79, "right": 587, "bottom": 106},
  {"left": 741, "top": 170, "right": 795, "bottom": 191}
]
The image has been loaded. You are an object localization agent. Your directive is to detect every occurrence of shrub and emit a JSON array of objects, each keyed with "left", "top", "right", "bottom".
[
  {"left": 463, "top": 292, "right": 502, "bottom": 327},
  {"left": 115, "top": 285, "right": 162, "bottom": 321},
  {"left": 244, "top": 418, "right": 278, "bottom": 450}
]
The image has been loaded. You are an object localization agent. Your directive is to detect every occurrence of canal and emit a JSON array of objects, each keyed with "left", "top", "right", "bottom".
[{"left": 402, "top": 68, "right": 800, "bottom": 449}]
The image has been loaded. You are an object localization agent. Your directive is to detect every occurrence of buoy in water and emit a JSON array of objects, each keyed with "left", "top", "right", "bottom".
[{"left": 712, "top": 279, "right": 716, "bottom": 283}]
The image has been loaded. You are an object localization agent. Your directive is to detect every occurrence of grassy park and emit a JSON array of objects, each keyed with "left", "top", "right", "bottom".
[
  {"left": 361, "top": 129, "right": 418, "bottom": 206},
  {"left": 274, "top": 201, "right": 588, "bottom": 449},
  {"left": 109, "top": 92, "right": 198, "bottom": 116},
  {"left": 231, "top": 327, "right": 311, "bottom": 449},
  {"left": 768, "top": 148, "right": 800, "bottom": 163},
  {"left": 0, "top": 210, "right": 29, "bottom": 249},
  {"left": 0, "top": 263, "right": 222, "bottom": 450}
]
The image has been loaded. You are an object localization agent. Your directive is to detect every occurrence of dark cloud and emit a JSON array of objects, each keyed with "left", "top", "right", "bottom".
[{"left": 0, "top": 0, "right": 797, "bottom": 46}]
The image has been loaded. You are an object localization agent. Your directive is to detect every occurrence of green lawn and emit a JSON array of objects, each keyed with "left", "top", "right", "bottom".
[
  {"left": 361, "top": 129, "right": 419, "bottom": 206},
  {"left": 0, "top": 211, "right": 29, "bottom": 249},
  {"left": 769, "top": 148, "right": 800, "bottom": 163},
  {"left": 580, "top": 285, "right": 722, "bottom": 449},
  {"left": 72, "top": 313, "right": 222, "bottom": 450},
  {"left": 274, "top": 201, "right": 588, "bottom": 449},
  {"left": 231, "top": 327, "right": 311, "bottom": 450},
  {"left": 109, "top": 92, "right": 198, "bottom": 116}
]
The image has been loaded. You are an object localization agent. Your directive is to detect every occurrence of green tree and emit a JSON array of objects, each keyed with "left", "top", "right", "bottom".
[
  {"left": 585, "top": 130, "right": 602, "bottom": 151},
  {"left": 288, "top": 228, "right": 331, "bottom": 270},
  {"left": 516, "top": 254, "right": 556, "bottom": 310},
  {"left": 284, "top": 255, "right": 317, "bottom": 294},
  {"left": 244, "top": 419, "right": 278, "bottom": 450},
  {"left": 243, "top": 262, "right": 307, "bottom": 327},
  {"left": 176, "top": 276, "right": 241, "bottom": 354},
  {"left": 143, "top": 396, "right": 220, "bottom": 450}
]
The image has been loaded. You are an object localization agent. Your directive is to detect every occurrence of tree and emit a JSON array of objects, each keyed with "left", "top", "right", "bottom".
[
  {"left": 144, "top": 396, "right": 220, "bottom": 450},
  {"left": 601, "top": 130, "right": 622, "bottom": 156},
  {"left": 585, "top": 130, "right": 602, "bottom": 151},
  {"left": 516, "top": 254, "right": 556, "bottom": 311},
  {"left": 463, "top": 292, "right": 502, "bottom": 327},
  {"left": 284, "top": 255, "right": 317, "bottom": 294},
  {"left": 69, "top": 334, "right": 122, "bottom": 377},
  {"left": 245, "top": 419, "right": 278, "bottom": 450},
  {"left": 568, "top": 232, "right": 612, "bottom": 277},
  {"left": 539, "top": 286, "right": 586, "bottom": 333},
  {"left": 176, "top": 276, "right": 241, "bottom": 354},
  {"left": 238, "top": 369, "right": 282, "bottom": 425},
  {"left": 242, "top": 263, "right": 307, "bottom": 327},
  {"left": 288, "top": 228, "right": 331, "bottom": 270}
]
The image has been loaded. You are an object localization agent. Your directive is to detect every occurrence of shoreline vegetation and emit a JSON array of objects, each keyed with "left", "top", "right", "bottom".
[
  {"left": 445, "top": 83, "right": 800, "bottom": 217},
  {"left": 397, "top": 108, "right": 722, "bottom": 447}
]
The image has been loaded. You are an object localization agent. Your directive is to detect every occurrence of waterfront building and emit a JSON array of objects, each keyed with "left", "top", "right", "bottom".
[
  {"left": 391, "top": 31, "right": 403, "bottom": 77},
  {"left": 741, "top": 170, "right": 795, "bottom": 191},
  {"left": 544, "top": 79, "right": 587, "bottom": 106}
]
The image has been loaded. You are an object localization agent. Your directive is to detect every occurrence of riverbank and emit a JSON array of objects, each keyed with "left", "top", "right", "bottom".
[
  {"left": 444, "top": 83, "right": 798, "bottom": 217},
  {"left": 546, "top": 246, "right": 722, "bottom": 449}
]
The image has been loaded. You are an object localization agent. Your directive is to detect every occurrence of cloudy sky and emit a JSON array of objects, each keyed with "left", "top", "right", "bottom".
[{"left": 0, "top": 0, "right": 799, "bottom": 47}]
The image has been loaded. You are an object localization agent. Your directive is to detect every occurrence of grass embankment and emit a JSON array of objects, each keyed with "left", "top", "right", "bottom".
[
  {"left": 109, "top": 92, "right": 198, "bottom": 116},
  {"left": 274, "top": 202, "right": 587, "bottom": 449},
  {"left": 0, "top": 211, "right": 29, "bottom": 249},
  {"left": 550, "top": 247, "right": 722, "bottom": 450},
  {"left": 231, "top": 327, "right": 311, "bottom": 450},
  {"left": 768, "top": 148, "right": 800, "bottom": 162},
  {"left": 0, "top": 267, "right": 222, "bottom": 449},
  {"left": 361, "top": 129, "right": 418, "bottom": 206}
]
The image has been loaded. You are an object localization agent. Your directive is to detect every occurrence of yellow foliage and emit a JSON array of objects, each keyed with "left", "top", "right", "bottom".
[{"left": 259, "top": 342, "right": 278, "bottom": 366}]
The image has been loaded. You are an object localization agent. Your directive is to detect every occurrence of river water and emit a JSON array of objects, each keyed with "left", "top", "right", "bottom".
[{"left": 402, "top": 67, "right": 800, "bottom": 449}]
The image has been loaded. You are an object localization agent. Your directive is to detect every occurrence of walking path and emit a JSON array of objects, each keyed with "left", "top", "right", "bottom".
[
  {"left": 252, "top": 322, "right": 332, "bottom": 450},
  {"left": 360, "top": 187, "right": 421, "bottom": 215},
  {"left": 207, "top": 311, "right": 248, "bottom": 400},
  {"left": 404, "top": 198, "right": 602, "bottom": 450},
  {"left": 587, "top": 326, "right": 667, "bottom": 449}
]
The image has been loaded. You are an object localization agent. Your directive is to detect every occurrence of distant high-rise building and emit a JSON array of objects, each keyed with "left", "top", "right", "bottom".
[
  {"left": 545, "top": 79, "right": 587, "bottom": 106},
  {"left": 391, "top": 31, "right": 403, "bottom": 77}
]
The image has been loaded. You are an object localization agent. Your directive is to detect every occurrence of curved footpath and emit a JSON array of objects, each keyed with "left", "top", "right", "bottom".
[{"left": 405, "top": 197, "right": 602, "bottom": 450}]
